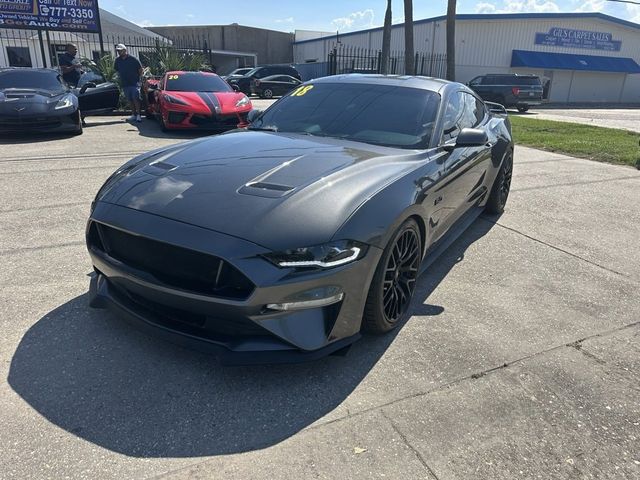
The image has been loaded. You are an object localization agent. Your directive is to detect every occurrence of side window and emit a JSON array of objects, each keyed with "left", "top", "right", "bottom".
[
  {"left": 441, "top": 92, "right": 464, "bottom": 143},
  {"left": 475, "top": 97, "right": 486, "bottom": 124},
  {"left": 481, "top": 76, "right": 495, "bottom": 85},
  {"left": 469, "top": 76, "right": 482, "bottom": 86},
  {"left": 461, "top": 93, "right": 484, "bottom": 127},
  {"left": 254, "top": 68, "right": 268, "bottom": 79}
]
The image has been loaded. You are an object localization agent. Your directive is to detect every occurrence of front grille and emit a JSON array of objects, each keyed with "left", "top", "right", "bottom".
[
  {"left": 0, "top": 115, "right": 62, "bottom": 129},
  {"left": 88, "top": 222, "right": 254, "bottom": 300}
]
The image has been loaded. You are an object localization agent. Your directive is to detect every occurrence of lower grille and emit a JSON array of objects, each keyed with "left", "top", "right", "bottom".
[
  {"left": 190, "top": 114, "right": 240, "bottom": 128},
  {"left": 88, "top": 222, "right": 254, "bottom": 300},
  {"left": 167, "top": 112, "right": 188, "bottom": 124}
]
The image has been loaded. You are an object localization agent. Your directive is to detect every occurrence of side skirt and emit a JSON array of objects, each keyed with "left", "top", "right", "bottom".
[{"left": 419, "top": 205, "right": 485, "bottom": 275}]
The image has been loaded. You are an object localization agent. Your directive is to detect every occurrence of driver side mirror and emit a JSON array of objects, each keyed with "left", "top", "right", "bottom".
[
  {"left": 246, "top": 109, "right": 263, "bottom": 124},
  {"left": 79, "top": 82, "right": 97, "bottom": 94},
  {"left": 443, "top": 128, "right": 489, "bottom": 151}
]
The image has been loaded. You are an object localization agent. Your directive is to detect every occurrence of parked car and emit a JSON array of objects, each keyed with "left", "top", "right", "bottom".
[
  {"left": 145, "top": 70, "right": 252, "bottom": 131},
  {"left": 250, "top": 75, "right": 302, "bottom": 98},
  {"left": 222, "top": 67, "right": 253, "bottom": 81},
  {"left": 0, "top": 67, "right": 119, "bottom": 135},
  {"left": 467, "top": 73, "right": 543, "bottom": 112},
  {"left": 87, "top": 74, "right": 514, "bottom": 364},
  {"left": 227, "top": 65, "right": 302, "bottom": 95}
]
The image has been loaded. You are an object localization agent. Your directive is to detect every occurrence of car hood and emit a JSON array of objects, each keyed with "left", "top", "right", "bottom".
[
  {"left": 97, "top": 131, "right": 421, "bottom": 250},
  {"left": 0, "top": 89, "right": 68, "bottom": 114}
]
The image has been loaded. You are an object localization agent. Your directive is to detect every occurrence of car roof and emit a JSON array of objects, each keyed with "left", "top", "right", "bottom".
[
  {"left": 261, "top": 74, "right": 299, "bottom": 80},
  {"left": 0, "top": 67, "right": 58, "bottom": 74},
  {"left": 310, "top": 74, "right": 456, "bottom": 94}
]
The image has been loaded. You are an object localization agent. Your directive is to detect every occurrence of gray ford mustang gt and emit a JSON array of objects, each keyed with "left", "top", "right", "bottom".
[{"left": 87, "top": 74, "right": 513, "bottom": 364}]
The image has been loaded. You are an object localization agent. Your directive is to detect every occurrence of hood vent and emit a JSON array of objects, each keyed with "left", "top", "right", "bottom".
[{"left": 238, "top": 181, "right": 294, "bottom": 198}]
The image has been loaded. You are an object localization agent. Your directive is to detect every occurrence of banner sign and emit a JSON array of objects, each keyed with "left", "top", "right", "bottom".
[
  {"left": 0, "top": 0, "right": 100, "bottom": 32},
  {"left": 535, "top": 27, "right": 621, "bottom": 52}
]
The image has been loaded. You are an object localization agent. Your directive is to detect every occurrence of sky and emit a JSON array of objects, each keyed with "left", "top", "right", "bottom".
[{"left": 99, "top": 0, "right": 640, "bottom": 32}]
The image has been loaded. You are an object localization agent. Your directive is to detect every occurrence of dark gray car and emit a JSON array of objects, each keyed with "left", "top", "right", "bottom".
[{"left": 87, "top": 75, "right": 514, "bottom": 364}]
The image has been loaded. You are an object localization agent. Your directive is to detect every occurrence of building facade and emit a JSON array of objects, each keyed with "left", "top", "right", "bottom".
[
  {"left": 293, "top": 13, "right": 640, "bottom": 104},
  {"left": 148, "top": 25, "right": 294, "bottom": 75}
]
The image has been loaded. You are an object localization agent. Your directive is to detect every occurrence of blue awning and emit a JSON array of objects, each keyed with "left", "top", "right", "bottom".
[{"left": 511, "top": 50, "right": 640, "bottom": 74}]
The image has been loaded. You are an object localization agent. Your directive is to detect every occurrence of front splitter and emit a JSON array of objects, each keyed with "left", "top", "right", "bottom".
[{"left": 89, "top": 273, "right": 360, "bottom": 366}]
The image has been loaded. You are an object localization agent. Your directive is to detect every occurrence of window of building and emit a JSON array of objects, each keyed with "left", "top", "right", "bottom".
[{"left": 6, "top": 46, "right": 32, "bottom": 67}]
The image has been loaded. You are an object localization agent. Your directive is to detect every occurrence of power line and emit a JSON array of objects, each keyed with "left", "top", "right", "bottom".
[{"left": 604, "top": 0, "right": 640, "bottom": 5}]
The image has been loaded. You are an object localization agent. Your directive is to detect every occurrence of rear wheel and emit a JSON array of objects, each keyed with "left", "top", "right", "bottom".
[
  {"left": 363, "top": 219, "right": 422, "bottom": 334},
  {"left": 262, "top": 88, "right": 274, "bottom": 99},
  {"left": 485, "top": 151, "right": 513, "bottom": 214},
  {"left": 517, "top": 106, "right": 529, "bottom": 113}
]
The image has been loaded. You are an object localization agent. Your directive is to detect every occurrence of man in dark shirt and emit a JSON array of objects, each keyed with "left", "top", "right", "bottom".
[
  {"left": 59, "top": 44, "right": 82, "bottom": 87},
  {"left": 114, "top": 44, "right": 143, "bottom": 122}
]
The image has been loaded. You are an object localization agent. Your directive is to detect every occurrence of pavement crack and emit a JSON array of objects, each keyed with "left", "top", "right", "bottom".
[
  {"left": 308, "top": 321, "right": 640, "bottom": 435},
  {"left": 381, "top": 410, "right": 441, "bottom": 480},
  {"left": 479, "top": 216, "right": 631, "bottom": 279}
]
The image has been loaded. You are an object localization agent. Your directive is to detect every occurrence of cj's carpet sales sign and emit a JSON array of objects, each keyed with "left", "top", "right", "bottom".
[
  {"left": 535, "top": 27, "right": 622, "bottom": 52},
  {"left": 0, "top": 0, "right": 99, "bottom": 32}
]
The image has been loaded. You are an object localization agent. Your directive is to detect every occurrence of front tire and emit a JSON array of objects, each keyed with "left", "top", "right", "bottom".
[
  {"left": 485, "top": 151, "right": 513, "bottom": 214},
  {"left": 73, "top": 110, "right": 83, "bottom": 136},
  {"left": 517, "top": 106, "right": 529, "bottom": 113},
  {"left": 363, "top": 219, "right": 422, "bottom": 334},
  {"left": 262, "top": 88, "right": 274, "bottom": 99}
]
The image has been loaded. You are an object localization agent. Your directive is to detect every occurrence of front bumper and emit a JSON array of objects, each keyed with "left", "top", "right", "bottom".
[
  {"left": 0, "top": 110, "right": 79, "bottom": 133},
  {"left": 87, "top": 202, "right": 381, "bottom": 364},
  {"left": 163, "top": 109, "right": 248, "bottom": 130}
]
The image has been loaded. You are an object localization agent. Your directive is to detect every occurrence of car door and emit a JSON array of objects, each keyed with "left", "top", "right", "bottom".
[
  {"left": 76, "top": 73, "right": 119, "bottom": 115},
  {"left": 269, "top": 76, "right": 288, "bottom": 95},
  {"left": 437, "top": 91, "right": 492, "bottom": 232}
]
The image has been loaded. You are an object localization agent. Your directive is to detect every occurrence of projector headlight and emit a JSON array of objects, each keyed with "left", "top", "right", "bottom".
[
  {"left": 55, "top": 95, "right": 75, "bottom": 110},
  {"left": 263, "top": 241, "right": 366, "bottom": 269},
  {"left": 235, "top": 95, "right": 250, "bottom": 107}
]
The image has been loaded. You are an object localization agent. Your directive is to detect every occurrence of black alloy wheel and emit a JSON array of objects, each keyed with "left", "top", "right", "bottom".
[
  {"left": 262, "top": 88, "right": 274, "bottom": 99},
  {"left": 517, "top": 106, "right": 529, "bottom": 113},
  {"left": 485, "top": 151, "right": 513, "bottom": 214},
  {"left": 363, "top": 219, "right": 422, "bottom": 333}
]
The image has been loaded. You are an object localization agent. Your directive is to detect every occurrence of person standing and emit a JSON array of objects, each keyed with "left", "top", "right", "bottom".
[
  {"left": 114, "top": 44, "right": 143, "bottom": 123},
  {"left": 59, "top": 43, "right": 82, "bottom": 87}
]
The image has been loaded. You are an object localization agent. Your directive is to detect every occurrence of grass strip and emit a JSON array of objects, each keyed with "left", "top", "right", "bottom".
[{"left": 509, "top": 115, "right": 640, "bottom": 168}]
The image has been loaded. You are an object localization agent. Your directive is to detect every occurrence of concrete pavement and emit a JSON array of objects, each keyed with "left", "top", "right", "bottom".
[
  {"left": 526, "top": 108, "right": 640, "bottom": 133},
  {"left": 1, "top": 117, "right": 639, "bottom": 479}
]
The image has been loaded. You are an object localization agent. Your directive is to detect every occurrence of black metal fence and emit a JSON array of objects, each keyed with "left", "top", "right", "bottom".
[
  {"left": 327, "top": 46, "right": 447, "bottom": 78},
  {"left": 0, "top": 29, "right": 256, "bottom": 75}
]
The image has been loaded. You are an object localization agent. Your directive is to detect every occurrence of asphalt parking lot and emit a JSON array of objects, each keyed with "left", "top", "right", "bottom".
[{"left": 1, "top": 114, "right": 639, "bottom": 480}]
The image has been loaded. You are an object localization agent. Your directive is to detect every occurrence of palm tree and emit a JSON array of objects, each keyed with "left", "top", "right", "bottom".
[
  {"left": 381, "top": 0, "right": 392, "bottom": 74},
  {"left": 404, "top": 0, "right": 414, "bottom": 75},
  {"left": 446, "top": 0, "right": 456, "bottom": 81}
]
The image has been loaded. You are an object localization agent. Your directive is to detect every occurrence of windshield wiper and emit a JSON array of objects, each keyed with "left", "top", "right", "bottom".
[{"left": 247, "top": 125, "right": 278, "bottom": 132}]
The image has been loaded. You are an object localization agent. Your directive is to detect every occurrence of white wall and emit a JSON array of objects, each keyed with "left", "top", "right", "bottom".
[{"left": 293, "top": 15, "right": 640, "bottom": 103}]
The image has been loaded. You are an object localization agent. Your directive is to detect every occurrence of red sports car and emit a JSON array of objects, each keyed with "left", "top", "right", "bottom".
[{"left": 145, "top": 71, "right": 252, "bottom": 131}]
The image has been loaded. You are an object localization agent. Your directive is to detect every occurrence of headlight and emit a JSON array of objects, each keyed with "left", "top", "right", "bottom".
[
  {"left": 263, "top": 241, "right": 366, "bottom": 269},
  {"left": 163, "top": 94, "right": 188, "bottom": 105},
  {"left": 235, "top": 95, "right": 250, "bottom": 107},
  {"left": 55, "top": 95, "right": 75, "bottom": 110}
]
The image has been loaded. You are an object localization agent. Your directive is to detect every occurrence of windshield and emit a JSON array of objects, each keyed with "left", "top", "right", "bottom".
[
  {"left": 165, "top": 73, "right": 232, "bottom": 92},
  {"left": 253, "top": 83, "right": 441, "bottom": 149},
  {"left": 0, "top": 70, "right": 67, "bottom": 94}
]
